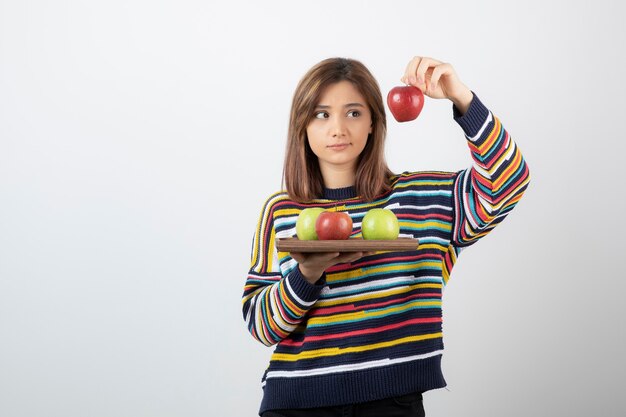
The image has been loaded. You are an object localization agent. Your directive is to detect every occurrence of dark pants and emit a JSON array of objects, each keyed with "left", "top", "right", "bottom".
[{"left": 261, "top": 392, "right": 425, "bottom": 417}]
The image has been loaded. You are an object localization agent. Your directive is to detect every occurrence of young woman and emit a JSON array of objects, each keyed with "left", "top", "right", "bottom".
[{"left": 242, "top": 56, "right": 530, "bottom": 417}]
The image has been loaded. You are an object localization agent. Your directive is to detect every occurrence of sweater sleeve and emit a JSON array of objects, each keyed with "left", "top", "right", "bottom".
[
  {"left": 451, "top": 93, "right": 531, "bottom": 247},
  {"left": 241, "top": 194, "right": 325, "bottom": 346}
]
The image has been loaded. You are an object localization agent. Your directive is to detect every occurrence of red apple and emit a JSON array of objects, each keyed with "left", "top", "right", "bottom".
[
  {"left": 387, "top": 85, "right": 424, "bottom": 122},
  {"left": 315, "top": 211, "right": 353, "bottom": 240}
]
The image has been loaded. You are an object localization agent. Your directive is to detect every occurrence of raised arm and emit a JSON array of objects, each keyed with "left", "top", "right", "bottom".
[
  {"left": 401, "top": 56, "right": 530, "bottom": 247},
  {"left": 451, "top": 94, "right": 530, "bottom": 246}
]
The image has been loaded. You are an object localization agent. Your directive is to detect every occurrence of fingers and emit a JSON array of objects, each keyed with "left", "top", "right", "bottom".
[
  {"left": 402, "top": 58, "right": 415, "bottom": 85},
  {"left": 429, "top": 63, "right": 453, "bottom": 93},
  {"left": 290, "top": 251, "right": 341, "bottom": 264},
  {"left": 290, "top": 251, "right": 370, "bottom": 270},
  {"left": 402, "top": 56, "right": 443, "bottom": 90},
  {"left": 415, "top": 57, "right": 435, "bottom": 89},
  {"left": 333, "top": 251, "right": 367, "bottom": 264},
  {"left": 289, "top": 252, "right": 304, "bottom": 263}
]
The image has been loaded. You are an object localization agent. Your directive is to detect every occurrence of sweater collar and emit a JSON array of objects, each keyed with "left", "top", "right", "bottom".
[{"left": 322, "top": 185, "right": 357, "bottom": 200}]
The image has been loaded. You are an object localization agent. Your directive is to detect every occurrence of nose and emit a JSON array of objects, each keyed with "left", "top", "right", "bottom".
[{"left": 331, "top": 116, "right": 346, "bottom": 137}]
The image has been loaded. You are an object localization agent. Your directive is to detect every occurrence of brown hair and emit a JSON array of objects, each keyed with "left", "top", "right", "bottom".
[{"left": 282, "top": 57, "right": 393, "bottom": 202}]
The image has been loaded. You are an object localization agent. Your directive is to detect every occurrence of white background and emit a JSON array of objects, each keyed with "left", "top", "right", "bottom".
[{"left": 1, "top": 1, "right": 625, "bottom": 416}]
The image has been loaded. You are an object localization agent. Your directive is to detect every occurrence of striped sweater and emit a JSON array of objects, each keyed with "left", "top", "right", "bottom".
[{"left": 242, "top": 94, "right": 530, "bottom": 414}]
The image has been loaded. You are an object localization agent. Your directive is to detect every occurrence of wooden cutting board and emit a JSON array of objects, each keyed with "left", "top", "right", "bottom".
[{"left": 275, "top": 237, "right": 419, "bottom": 253}]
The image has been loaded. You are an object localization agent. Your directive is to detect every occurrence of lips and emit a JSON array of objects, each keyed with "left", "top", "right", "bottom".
[{"left": 327, "top": 143, "right": 350, "bottom": 149}]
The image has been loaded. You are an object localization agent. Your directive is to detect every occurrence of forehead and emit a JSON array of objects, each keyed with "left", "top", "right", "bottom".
[{"left": 316, "top": 80, "right": 367, "bottom": 106}]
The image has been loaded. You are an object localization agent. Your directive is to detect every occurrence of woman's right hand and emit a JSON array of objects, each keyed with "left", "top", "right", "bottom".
[
  {"left": 290, "top": 251, "right": 369, "bottom": 284},
  {"left": 400, "top": 56, "right": 473, "bottom": 114}
]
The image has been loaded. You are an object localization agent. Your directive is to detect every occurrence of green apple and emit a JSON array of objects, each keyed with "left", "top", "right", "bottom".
[
  {"left": 361, "top": 208, "right": 399, "bottom": 240},
  {"left": 296, "top": 207, "right": 325, "bottom": 240}
]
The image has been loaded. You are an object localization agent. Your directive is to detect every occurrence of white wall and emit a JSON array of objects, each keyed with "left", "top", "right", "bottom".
[{"left": 1, "top": 1, "right": 625, "bottom": 416}]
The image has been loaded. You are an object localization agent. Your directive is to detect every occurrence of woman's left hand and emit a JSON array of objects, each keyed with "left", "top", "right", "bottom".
[{"left": 401, "top": 56, "right": 473, "bottom": 113}]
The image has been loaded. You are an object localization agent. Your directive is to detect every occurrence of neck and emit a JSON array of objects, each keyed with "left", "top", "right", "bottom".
[{"left": 319, "top": 162, "right": 357, "bottom": 189}]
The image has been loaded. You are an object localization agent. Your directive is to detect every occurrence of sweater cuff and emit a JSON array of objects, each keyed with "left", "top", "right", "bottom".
[
  {"left": 453, "top": 92, "right": 490, "bottom": 139},
  {"left": 287, "top": 266, "right": 325, "bottom": 303}
]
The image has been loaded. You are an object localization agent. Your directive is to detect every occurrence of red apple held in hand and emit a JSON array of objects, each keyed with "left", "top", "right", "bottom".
[
  {"left": 315, "top": 211, "right": 353, "bottom": 240},
  {"left": 387, "top": 86, "right": 424, "bottom": 122}
]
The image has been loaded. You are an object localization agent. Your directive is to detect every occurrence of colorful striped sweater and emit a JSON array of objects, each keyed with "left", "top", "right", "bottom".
[{"left": 242, "top": 94, "right": 530, "bottom": 414}]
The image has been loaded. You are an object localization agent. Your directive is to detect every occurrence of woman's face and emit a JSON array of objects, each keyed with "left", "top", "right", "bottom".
[{"left": 306, "top": 80, "right": 372, "bottom": 176}]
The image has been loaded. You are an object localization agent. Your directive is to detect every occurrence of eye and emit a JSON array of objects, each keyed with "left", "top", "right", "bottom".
[
  {"left": 347, "top": 110, "right": 361, "bottom": 118},
  {"left": 314, "top": 111, "right": 329, "bottom": 119}
]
